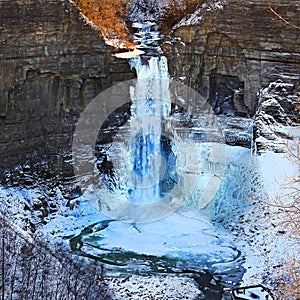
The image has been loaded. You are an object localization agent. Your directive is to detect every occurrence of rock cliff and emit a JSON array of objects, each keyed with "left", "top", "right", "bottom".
[
  {"left": 0, "top": 0, "right": 134, "bottom": 171},
  {"left": 166, "top": 0, "right": 300, "bottom": 118},
  {"left": 254, "top": 81, "right": 300, "bottom": 153}
]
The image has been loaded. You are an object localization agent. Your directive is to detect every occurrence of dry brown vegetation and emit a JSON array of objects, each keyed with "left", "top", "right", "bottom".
[{"left": 74, "top": 0, "right": 135, "bottom": 48}]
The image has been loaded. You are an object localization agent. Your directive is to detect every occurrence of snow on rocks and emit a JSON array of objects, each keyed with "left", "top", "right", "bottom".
[
  {"left": 174, "top": 0, "right": 228, "bottom": 29},
  {"left": 254, "top": 81, "right": 300, "bottom": 154},
  {"left": 104, "top": 275, "right": 204, "bottom": 300},
  {"left": 128, "top": 0, "right": 167, "bottom": 22},
  {"left": 228, "top": 150, "right": 299, "bottom": 293},
  {"left": 0, "top": 145, "right": 299, "bottom": 298}
]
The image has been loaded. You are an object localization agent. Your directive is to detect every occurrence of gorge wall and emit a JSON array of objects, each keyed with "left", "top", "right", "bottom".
[
  {"left": 0, "top": 0, "right": 135, "bottom": 172},
  {"left": 1, "top": 0, "right": 300, "bottom": 177},
  {"left": 166, "top": 0, "right": 300, "bottom": 118}
]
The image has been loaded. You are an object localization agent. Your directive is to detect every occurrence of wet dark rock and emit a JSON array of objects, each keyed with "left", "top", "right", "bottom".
[{"left": 192, "top": 271, "right": 223, "bottom": 299}]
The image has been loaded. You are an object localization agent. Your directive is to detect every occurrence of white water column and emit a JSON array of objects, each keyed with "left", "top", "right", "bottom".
[{"left": 128, "top": 56, "right": 171, "bottom": 203}]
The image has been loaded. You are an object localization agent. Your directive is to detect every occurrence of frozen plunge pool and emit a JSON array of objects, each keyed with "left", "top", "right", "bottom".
[
  {"left": 68, "top": 211, "right": 244, "bottom": 281},
  {"left": 38, "top": 143, "right": 257, "bottom": 291},
  {"left": 65, "top": 54, "right": 259, "bottom": 289}
]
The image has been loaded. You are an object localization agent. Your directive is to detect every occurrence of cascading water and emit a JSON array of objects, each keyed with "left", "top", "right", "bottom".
[
  {"left": 127, "top": 55, "right": 170, "bottom": 204},
  {"left": 66, "top": 21, "right": 260, "bottom": 296}
]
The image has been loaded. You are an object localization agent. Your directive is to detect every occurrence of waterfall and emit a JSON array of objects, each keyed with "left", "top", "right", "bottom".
[
  {"left": 71, "top": 21, "right": 257, "bottom": 225},
  {"left": 68, "top": 22, "right": 256, "bottom": 286},
  {"left": 127, "top": 56, "right": 171, "bottom": 204}
]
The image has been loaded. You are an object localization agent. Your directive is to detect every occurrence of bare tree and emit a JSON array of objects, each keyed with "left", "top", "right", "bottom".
[
  {"left": 265, "top": 139, "right": 300, "bottom": 299},
  {"left": 0, "top": 212, "right": 111, "bottom": 300}
]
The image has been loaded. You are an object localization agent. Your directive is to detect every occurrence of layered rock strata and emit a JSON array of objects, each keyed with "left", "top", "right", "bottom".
[
  {"left": 166, "top": 0, "right": 300, "bottom": 147},
  {"left": 0, "top": 0, "right": 135, "bottom": 171},
  {"left": 254, "top": 81, "right": 300, "bottom": 153}
]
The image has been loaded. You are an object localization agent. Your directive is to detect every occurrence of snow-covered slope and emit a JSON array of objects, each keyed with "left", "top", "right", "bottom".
[{"left": 174, "top": 0, "right": 228, "bottom": 29}]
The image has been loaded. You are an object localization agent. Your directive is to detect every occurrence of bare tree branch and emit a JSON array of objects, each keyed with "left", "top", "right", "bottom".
[{"left": 269, "top": 6, "right": 300, "bottom": 30}]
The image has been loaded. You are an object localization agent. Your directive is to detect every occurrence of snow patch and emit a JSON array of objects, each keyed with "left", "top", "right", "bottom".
[
  {"left": 114, "top": 48, "right": 145, "bottom": 59},
  {"left": 235, "top": 151, "right": 299, "bottom": 288},
  {"left": 174, "top": 0, "right": 228, "bottom": 28},
  {"left": 105, "top": 275, "right": 204, "bottom": 299}
]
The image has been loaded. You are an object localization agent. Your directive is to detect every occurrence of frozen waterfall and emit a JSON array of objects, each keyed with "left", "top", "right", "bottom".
[
  {"left": 65, "top": 21, "right": 261, "bottom": 288},
  {"left": 127, "top": 56, "right": 171, "bottom": 204}
]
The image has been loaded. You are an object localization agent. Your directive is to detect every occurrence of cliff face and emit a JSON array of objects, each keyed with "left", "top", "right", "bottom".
[
  {"left": 254, "top": 81, "right": 300, "bottom": 153},
  {"left": 0, "top": 0, "right": 134, "bottom": 169},
  {"left": 166, "top": 0, "right": 300, "bottom": 118}
]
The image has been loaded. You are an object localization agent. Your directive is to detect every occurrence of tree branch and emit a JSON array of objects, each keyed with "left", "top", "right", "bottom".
[{"left": 269, "top": 6, "right": 300, "bottom": 30}]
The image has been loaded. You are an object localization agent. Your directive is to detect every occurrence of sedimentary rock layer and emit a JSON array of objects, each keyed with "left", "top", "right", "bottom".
[
  {"left": 0, "top": 0, "right": 134, "bottom": 168},
  {"left": 166, "top": 0, "right": 300, "bottom": 117}
]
